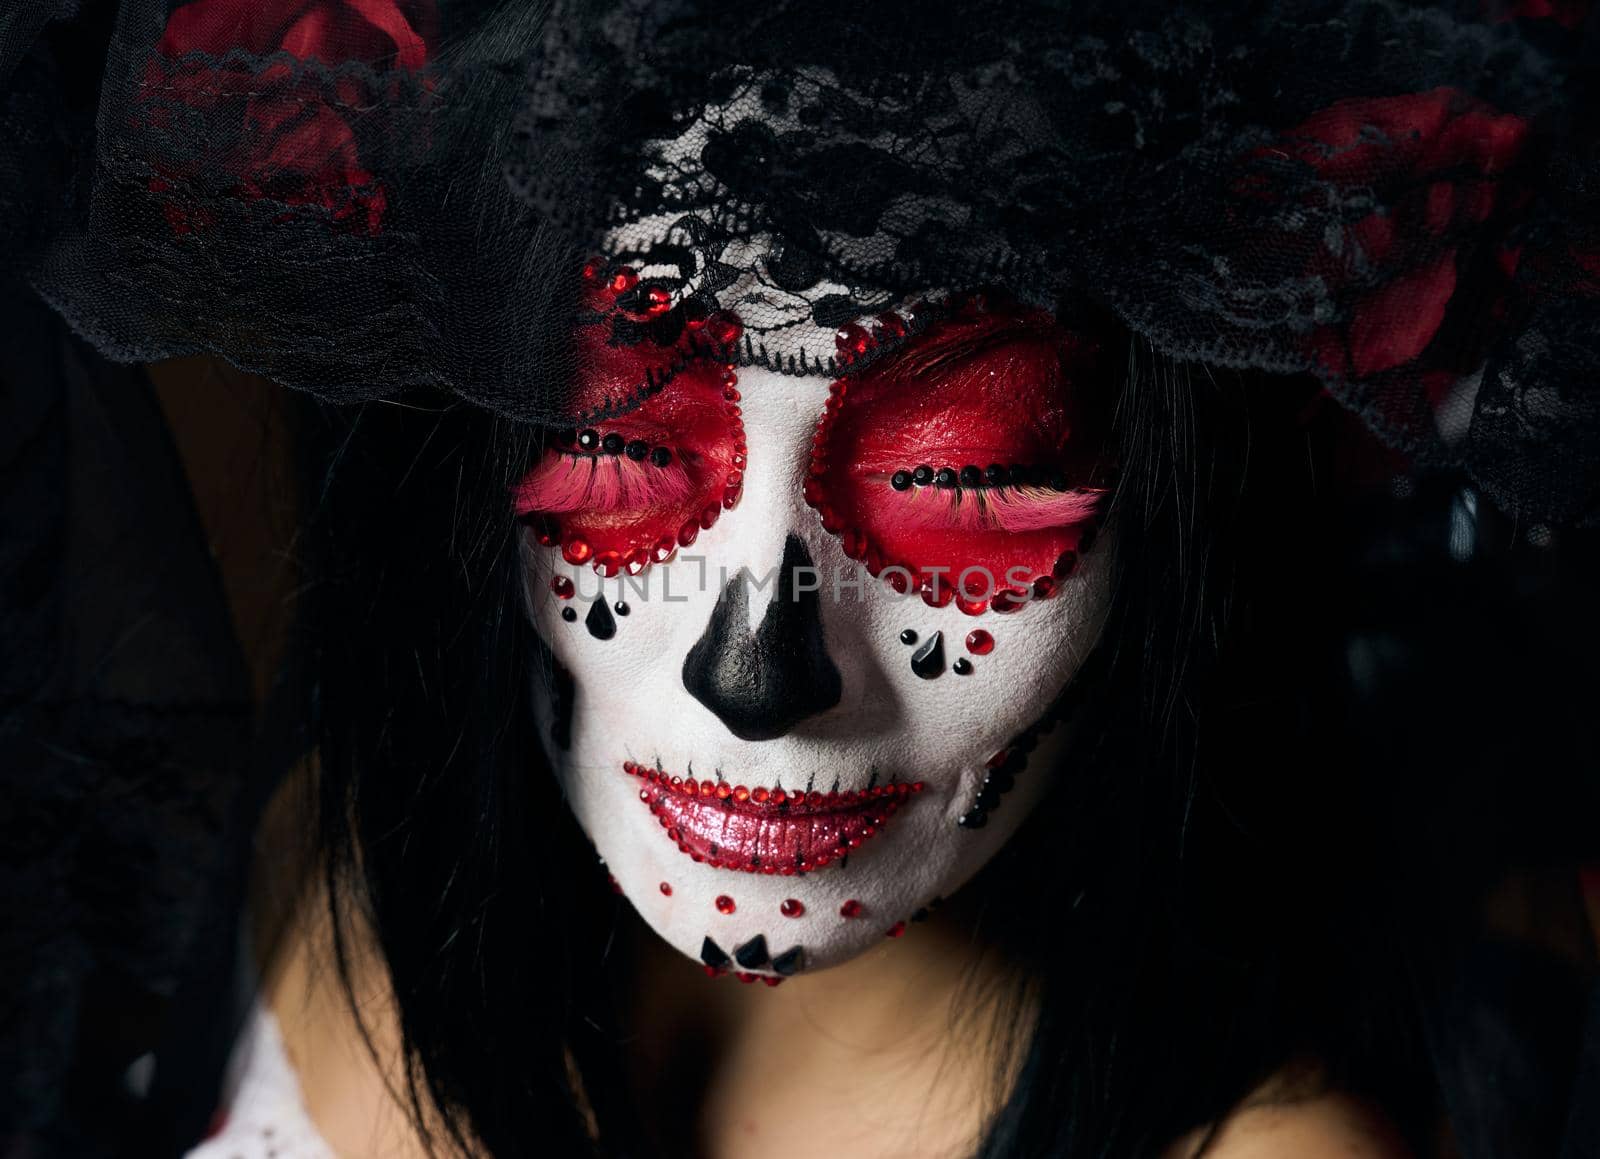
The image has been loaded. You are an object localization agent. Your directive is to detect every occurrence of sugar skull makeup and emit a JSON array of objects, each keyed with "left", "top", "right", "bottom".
[{"left": 515, "top": 275, "right": 1116, "bottom": 980}]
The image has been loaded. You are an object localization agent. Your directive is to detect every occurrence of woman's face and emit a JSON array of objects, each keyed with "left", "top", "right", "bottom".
[{"left": 516, "top": 287, "right": 1114, "bottom": 979}]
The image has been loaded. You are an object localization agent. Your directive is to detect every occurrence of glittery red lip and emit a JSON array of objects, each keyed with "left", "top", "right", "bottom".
[{"left": 623, "top": 761, "right": 925, "bottom": 875}]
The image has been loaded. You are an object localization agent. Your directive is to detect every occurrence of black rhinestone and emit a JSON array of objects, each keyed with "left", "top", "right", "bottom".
[
  {"left": 614, "top": 601, "right": 630, "bottom": 616},
  {"left": 700, "top": 937, "right": 731, "bottom": 969},
  {"left": 899, "top": 628, "right": 918, "bottom": 645},
  {"left": 985, "top": 463, "right": 1007, "bottom": 486},
  {"left": 576, "top": 428, "right": 600, "bottom": 452},
  {"left": 958, "top": 810, "right": 988, "bottom": 829},
  {"left": 986, "top": 771, "right": 1015, "bottom": 794},
  {"left": 911, "top": 631, "right": 945, "bottom": 679},
  {"left": 585, "top": 599, "right": 616, "bottom": 640},
  {"left": 555, "top": 428, "right": 577, "bottom": 446},
  {"left": 953, "top": 657, "right": 973, "bottom": 675},
  {"left": 771, "top": 945, "right": 806, "bottom": 976},
  {"left": 1006, "top": 463, "right": 1028, "bottom": 487},
  {"left": 890, "top": 470, "right": 913, "bottom": 491},
  {"left": 911, "top": 907, "right": 930, "bottom": 923},
  {"left": 912, "top": 464, "right": 934, "bottom": 486},
  {"left": 977, "top": 786, "right": 1002, "bottom": 810},
  {"left": 625, "top": 440, "right": 649, "bottom": 460},
  {"left": 934, "top": 466, "right": 958, "bottom": 489},
  {"left": 601, "top": 432, "right": 625, "bottom": 455},
  {"left": 959, "top": 465, "right": 982, "bottom": 488},
  {"left": 560, "top": 607, "right": 577, "bottom": 622},
  {"left": 1049, "top": 471, "right": 1069, "bottom": 492},
  {"left": 733, "top": 934, "right": 770, "bottom": 969},
  {"left": 649, "top": 446, "right": 673, "bottom": 467}
]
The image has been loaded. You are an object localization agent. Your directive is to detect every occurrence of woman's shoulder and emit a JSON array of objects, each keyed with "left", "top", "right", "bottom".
[{"left": 1163, "top": 1065, "right": 1413, "bottom": 1159}]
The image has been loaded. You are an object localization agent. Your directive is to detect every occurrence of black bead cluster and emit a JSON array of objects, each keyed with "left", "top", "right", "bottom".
[
  {"left": 956, "top": 649, "right": 1101, "bottom": 830},
  {"left": 890, "top": 462, "right": 1070, "bottom": 492},
  {"left": 957, "top": 736, "right": 1033, "bottom": 830},
  {"left": 556, "top": 427, "right": 673, "bottom": 468}
]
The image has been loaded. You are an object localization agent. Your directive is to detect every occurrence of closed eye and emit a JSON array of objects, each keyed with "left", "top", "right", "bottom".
[
  {"left": 512, "top": 449, "right": 699, "bottom": 516},
  {"left": 872, "top": 477, "right": 1103, "bottom": 534}
]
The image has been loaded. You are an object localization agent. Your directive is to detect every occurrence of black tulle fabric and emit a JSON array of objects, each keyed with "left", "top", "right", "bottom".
[{"left": 1, "top": 1, "right": 1598, "bottom": 1155}]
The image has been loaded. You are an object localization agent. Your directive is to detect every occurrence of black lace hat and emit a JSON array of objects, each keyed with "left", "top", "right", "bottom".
[{"left": 3, "top": 0, "right": 1597, "bottom": 522}]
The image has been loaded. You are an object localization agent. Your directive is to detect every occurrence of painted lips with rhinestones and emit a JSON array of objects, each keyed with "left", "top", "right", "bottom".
[{"left": 624, "top": 761, "right": 925, "bottom": 874}]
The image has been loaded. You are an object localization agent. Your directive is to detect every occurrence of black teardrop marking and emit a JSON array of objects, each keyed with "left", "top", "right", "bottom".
[
  {"left": 733, "top": 934, "right": 770, "bottom": 969},
  {"left": 682, "top": 535, "right": 843, "bottom": 741},
  {"left": 771, "top": 945, "right": 806, "bottom": 976},
  {"left": 700, "top": 937, "right": 731, "bottom": 969},
  {"left": 585, "top": 598, "right": 617, "bottom": 640},
  {"left": 910, "top": 631, "right": 945, "bottom": 679}
]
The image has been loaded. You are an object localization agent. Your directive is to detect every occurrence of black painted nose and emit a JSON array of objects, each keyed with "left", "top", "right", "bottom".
[{"left": 682, "top": 535, "right": 842, "bottom": 741}]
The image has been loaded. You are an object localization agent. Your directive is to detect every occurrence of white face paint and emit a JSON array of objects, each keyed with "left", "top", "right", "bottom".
[{"left": 518, "top": 358, "right": 1114, "bottom": 979}]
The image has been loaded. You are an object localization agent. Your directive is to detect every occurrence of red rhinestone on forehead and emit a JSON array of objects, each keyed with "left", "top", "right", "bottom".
[
  {"left": 840, "top": 899, "right": 863, "bottom": 918},
  {"left": 965, "top": 629, "right": 994, "bottom": 655},
  {"left": 715, "top": 895, "right": 736, "bottom": 914},
  {"left": 780, "top": 898, "right": 805, "bottom": 918},
  {"left": 659, "top": 882, "right": 672, "bottom": 896},
  {"left": 885, "top": 921, "right": 906, "bottom": 938},
  {"left": 550, "top": 576, "right": 574, "bottom": 599}
]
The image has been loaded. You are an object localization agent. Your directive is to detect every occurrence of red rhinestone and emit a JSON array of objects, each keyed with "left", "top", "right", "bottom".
[
  {"left": 715, "top": 783, "right": 732, "bottom": 799},
  {"left": 818, "top": 505, "right": 845, "bottom": 533},
  {"left": 737, "top": 972, "right": 757, "bottom": 984},
  {"left": 762, "top": 976, "right": 784, "bottom": 987},
  {"left": 918, "top": 573, "right": 955, "bottom": 607},
  {"left": 561, "top": 537, "right": 592, "bottom": 565},
  {"left": 700, "top": 505, "right": 720, "bottom": 529},
  {"left": 986, "top": 749, "right": 1009, "bottom": 768},
  {"left": 659, "top": 882, "right": 672, "bottom": 896},
  {"left": 703, "top": 964, "right": 723, "bottom": 977},
  {"left": 1053, "top": 550, "right": 1078, "bottom": 578},
  {"left": 626, "top": 548, "right": 651, "bottom": 575},
  {"left": 966, "top": 629, "right": 994, "bottom": 655},
  {"left": 955, "top": 593, "right": 989, "bottom": 616},
  {"left": 651, "top": 537, "right": 676, "bottom": 563},
  {"left": 733, "top": 785, "right": 750, "bottom": 802},
  {"left": 752, "top": 786, "right": 769, "bottom": 803},
  {"left": 1032, "top": 574, "right": 1057, "bottom": 599},
  {"left": 706, "top": 313, "right": 743, "bottom": 348},
  {"left": 723, "top": 483, "right": 742, "bottom": 508},
  {"left": 841, "top": 527, "right": 868, "bottom": 559},
  {"left": 885, "top": 921, "right": 906, "bottom": 938},
  {"left": 715, "top": 895, "right": 736, "bottom": 914},
  {"left": 592, "top": 550, "right": 622, "bottom": 577},
  {"left": 883, "top": 568, "right": 912, "bottom": 594},
  {"left": 644, "top": 286, "right": 672, "bottom": 314},
  {"left": 991, "top": 588, "right": 1025, "bottom": 614},
  {"left": 802, "top": 477, "right": 826, "bottom": 508},
  {"left": 874, "top": 312, "right": 908, "bottom": 339},
  {"left": 770, "top": 787, "right": 787, "bottom": 804},
  {"left": 834, "top": 322, "right": 872, "bottom": 359},
  {"left": 780, "top": 898, "right": 805, "bottom": 918},
  {"left": 609, "top": 268, "right": 638, "bottom": 293},
  {"left": 701, "top": 779, "right": 716, "bottom": 795},
  {"left": 840, "top": 899, "right": 863, "bottom": 918},
  {"left": 677, "top": 520, "right": 700, "bottom": 547},
  {"left": 580, "top": 258, "right": 606, "bottom": 285},
  {"left": 550, "top": 576, "right": 575, "bottom": 599},
  {"left": 683, "top": 298, "right": 709, "bottom": 328},
  {"left": 723, "top": 386, "right": 741, "bottom": 402}
]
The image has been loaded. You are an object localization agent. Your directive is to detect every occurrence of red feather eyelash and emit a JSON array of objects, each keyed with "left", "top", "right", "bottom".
[
  {"left": 512, "top": 449, "right": 698, "bottom": 516},
  {"left": 874, "top": 481, "right": 1105, "bottom": 535}
]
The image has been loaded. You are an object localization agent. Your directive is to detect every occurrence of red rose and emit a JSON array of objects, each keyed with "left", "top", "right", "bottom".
[
  {"left": 1268, "top": 88, "right": 1528, "bottom": 379},
  {"left": 143, "top": 0, "right": 436, "bottom": 234}
]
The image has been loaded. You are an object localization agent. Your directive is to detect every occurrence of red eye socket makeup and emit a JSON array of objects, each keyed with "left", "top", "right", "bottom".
[
  {"left": 804, "top": 294, "right": 1111, "bottom": 613},
  {"left": 512, "top": 267, "right": 746, "bottom": 575}
]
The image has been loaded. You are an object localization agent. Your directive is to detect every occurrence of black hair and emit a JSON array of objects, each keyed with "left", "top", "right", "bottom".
[{"left": 292, "top": 330, "right": 1587, "bottom": 1157}]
